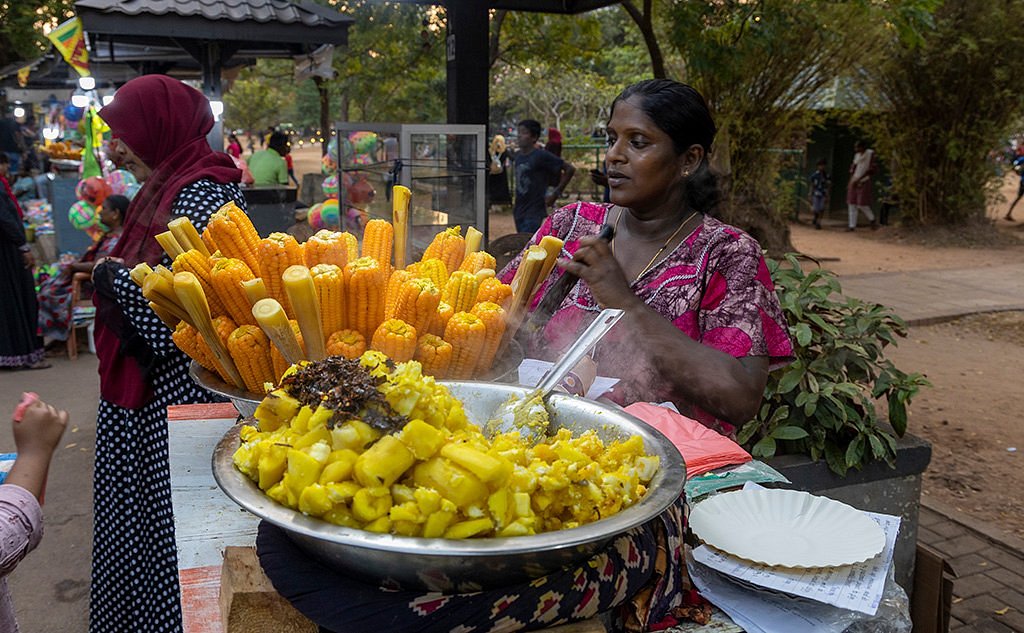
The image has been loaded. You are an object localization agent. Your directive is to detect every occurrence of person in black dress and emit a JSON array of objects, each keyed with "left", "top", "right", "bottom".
[
  {"left": 88, "top": 75, "right": 246, "bottom": 633},
  {"left": 0, "top": 152, "right": 48, "bottom": 370}
]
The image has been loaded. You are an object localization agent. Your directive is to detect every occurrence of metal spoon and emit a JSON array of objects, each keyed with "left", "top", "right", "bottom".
[{"left": 485, "top": 308, "right": 624, "bottom": 443}]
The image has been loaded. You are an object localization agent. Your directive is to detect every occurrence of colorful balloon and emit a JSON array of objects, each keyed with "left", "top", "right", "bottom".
[
  {"left": 68, "top": 199, "right": 99, "bottom": 231},
  {"left": 319, "top": 198, "right": 341, "bottom": 229},
  {"left": 76, "top": 176, "right": 112, "bottom": 207},
  {"left": 307, "top": 202, "right": 325, "bottom": 230},
  {"left": 321, "top": 174, "right": 339, "bottom": 199},
  {"left": 106, "top": 169, "right": 138, "bottom": 196}
]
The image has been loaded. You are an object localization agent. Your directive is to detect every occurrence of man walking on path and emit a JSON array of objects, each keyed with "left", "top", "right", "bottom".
[{"left": 512, "top": 119, "right": 575, "bottom": 234}]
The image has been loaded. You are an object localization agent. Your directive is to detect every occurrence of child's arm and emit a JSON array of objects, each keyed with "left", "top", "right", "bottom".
[{"left": 6, "top": 399, "right": 68, "bottom": 501}]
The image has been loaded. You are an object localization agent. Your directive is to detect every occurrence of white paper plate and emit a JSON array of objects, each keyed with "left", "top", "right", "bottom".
[{"left": 689, "top": 488, "right": 885, "bottom": 568}]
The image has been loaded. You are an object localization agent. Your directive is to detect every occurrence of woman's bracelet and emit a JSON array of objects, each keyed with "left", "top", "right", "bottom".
[{"left": 557, "top": 371, "right": 587, "bottom": 397}]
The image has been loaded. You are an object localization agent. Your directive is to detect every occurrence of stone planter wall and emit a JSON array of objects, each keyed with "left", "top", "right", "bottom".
[{"left": 766, "top": 433, "right": 932, "bottom": 591}]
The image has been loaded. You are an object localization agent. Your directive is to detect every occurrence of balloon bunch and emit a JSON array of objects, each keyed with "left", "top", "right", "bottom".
[{"left": 68, "top": 176, "right": 112, "bottom": 241}]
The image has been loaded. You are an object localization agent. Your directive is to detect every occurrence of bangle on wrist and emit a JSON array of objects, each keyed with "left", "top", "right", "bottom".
[{"left": 558, "top": 371, "right": 586, "bottom": 397}]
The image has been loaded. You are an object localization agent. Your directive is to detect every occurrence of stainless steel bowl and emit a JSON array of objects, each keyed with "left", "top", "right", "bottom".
[
  {"left": 190, "top": 341, "right": 525, "bottom": 418},
  {"left": 211, "top": 381, "right": 686, "bottom": 592}
]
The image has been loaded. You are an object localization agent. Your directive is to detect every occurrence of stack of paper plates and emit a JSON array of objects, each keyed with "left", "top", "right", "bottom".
[{"left": 689, "top": 488, "right": 886, "bottom": 568}]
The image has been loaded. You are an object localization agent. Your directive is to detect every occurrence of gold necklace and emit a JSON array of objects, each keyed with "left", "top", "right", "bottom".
[{"left": 613, "top": 208, "right": 700, "bottom": 284}]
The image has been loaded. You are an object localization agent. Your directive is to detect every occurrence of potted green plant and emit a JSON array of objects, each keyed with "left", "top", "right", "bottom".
[{"left": 738, "top": 254, "right": 931, "bottom": 589}]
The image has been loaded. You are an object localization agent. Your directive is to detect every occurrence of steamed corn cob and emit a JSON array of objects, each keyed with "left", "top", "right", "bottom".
[
  {"left": 304, "top": 230, "right": 348, "bottom": 269},
  {"left": 535, "top": 236, "right": 565, "bottom": 289},
  {"left": 194, "top": 315, "right": 238, "bottom": 383},
  {"left": 173, "top": 272, "right": 244, "bottom": 388},
  {"left": 415, "top": 258, "right": 448, "bottom": 289},
  {"left": 370, "top": 318, "right": 418, "bottom": 363},
  {"left": 282, "top": 265, "right": 327, "bottom": 361},
  {"left": 171, "top": 321, "right": 218, "bottom": 372},
  {"left": 310, "top": 264, "right": 345, "bottom": 337},
  {"left": 470, "top": 301, "right": 506, "bottom": 374},
  {"left": 173, "top": 249, "right": 228, "bottom": 318},
  {"left": 327, "top": 329, "right": 366, "bottom": 359},
  {"left": 340, "top": 232, "right": 359, "bottom": 262},
  {"left": 415, "top": 334, "right": 452, "bottom": 379},
  {"left": 200, "top": 227, "right": 219, "bottom": 255},
  {"left": 227, "top": 325, "right": 276, "bottom": 393},
  {"left": 392, "top": 185, "right": 411, "bottom": 269},
  {"left": 168, "top": 216, "right": 211, "bottom": 258},
  {"left": 210, "top": 258, "right": 257, "bottom": 326},
  {"left": 252, "top": 298, "right": 305, "bottom": 369},
  {"left": 206, "top": 202, "right": 261, "bottom": 274},
  {"left": 258, "top": 233, "right": 305, "bottom": 315},
  {"left": 384, "top": 269, "right": 413, "bottom": 320},
  {"left": 444, "top": 311, "right": 487, "bottom": 379},
  {"left": 442, "top": 271, "right": 480, "bottom": 315},
  {"left": 477, "top": 278, "right": 514, "bottom": 310},
  {"left": 393, "top": 277, "right": 441, "bottom": 336},
  {"left": 149, "top": 302, "right": 182, "bottom": 329},
  {"left": 458, "top": 250, "right": 496, "bottom": 275},
  {"left": 344, "top": 257, "right": 385, "bottom": 340},
  {"left": 361, "top": 219, "right": 394, "bottom": 276},
  {"left": 429, "top": 301, "right": 454, "bottom": 337},
  {"left": 422, "top": 226, "right": 465, "bottom": 273},
  {"left": 464, "top": 226, "right": 483, "bottom": 257}
]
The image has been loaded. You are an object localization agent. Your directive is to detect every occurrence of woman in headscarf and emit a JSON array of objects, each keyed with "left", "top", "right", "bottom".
[{"left": 89, "top": 75, "right": 246, "bottom": 633}]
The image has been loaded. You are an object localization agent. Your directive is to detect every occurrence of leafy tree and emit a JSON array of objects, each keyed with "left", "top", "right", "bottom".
[
  {"left": 0, "top": 0, "right": 74, "bottom": 69},
  {"left": 223, "top": 60, "right": 294, "bottom": 133},
  {"left": 490, "top": 62, "right": 617, "bottom": 136},
  {"left": 667, "top": 0, "right": 900, "bottom": 254},
  {"left": 862, "top": 0, "right": 1024, "bottom": 225}
]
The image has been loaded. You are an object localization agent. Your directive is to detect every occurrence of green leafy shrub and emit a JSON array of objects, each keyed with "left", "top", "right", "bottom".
[{"left": 737, "top": 254, "right": 930, "bottom": 476}]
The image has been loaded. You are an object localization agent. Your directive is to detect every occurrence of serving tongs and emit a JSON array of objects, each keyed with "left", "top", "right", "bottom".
[{"left": 486, "top": 308, "right": 624, "bottom": 443}]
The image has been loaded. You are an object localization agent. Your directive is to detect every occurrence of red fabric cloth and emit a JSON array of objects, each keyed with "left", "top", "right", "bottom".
[
  {"left": 100, "top": 75, "right": 240, "bottom": 268},
  {"left": 624, "top": 402, "right": 751, "bottom": 479},
  {"left": 0, "top": 175, "right": 22, "bottom": 220},
  {"left": 94, "top": 75, "right": 240, "bottom": 409}
]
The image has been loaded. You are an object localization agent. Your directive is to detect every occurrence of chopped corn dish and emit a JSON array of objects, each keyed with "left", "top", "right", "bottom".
[{"left": 233, "top": 352, "right": 660, "bottom": 538}]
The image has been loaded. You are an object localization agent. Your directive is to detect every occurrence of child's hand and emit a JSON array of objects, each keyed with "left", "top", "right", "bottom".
[{"left": 15, "top": 400, "right": 69, "bottom": 460}]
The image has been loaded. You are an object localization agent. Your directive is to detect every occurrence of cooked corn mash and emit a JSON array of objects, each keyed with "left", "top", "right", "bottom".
[{"left": 233, "top": 351, "right": 659, "bottom": 538}]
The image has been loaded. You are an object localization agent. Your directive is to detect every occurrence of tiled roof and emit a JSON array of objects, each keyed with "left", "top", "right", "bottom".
[{"left": 75, "top": 0, "right": 350, "bottom": 28}]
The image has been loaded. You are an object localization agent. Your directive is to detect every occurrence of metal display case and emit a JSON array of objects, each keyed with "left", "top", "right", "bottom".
[{"left": 334, "top": 122, "right": 486, "bottom": 262}]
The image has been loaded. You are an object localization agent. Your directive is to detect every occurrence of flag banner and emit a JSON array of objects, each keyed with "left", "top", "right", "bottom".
[
  {"left": 47, "top": 17, "right": 90, "bottom": 77},
  {"left": 17, "top": 66, "right": 31, "bottom": 87}
]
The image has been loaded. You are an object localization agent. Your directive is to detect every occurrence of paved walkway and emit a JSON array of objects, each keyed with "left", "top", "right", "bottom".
[{"left": 841, "top": 264, "right": 1024, "bottom": 632}]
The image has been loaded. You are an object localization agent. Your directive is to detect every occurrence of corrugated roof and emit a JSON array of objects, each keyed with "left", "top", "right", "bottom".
[{"left": 75, "top": 0, "right": 350, "bottom": 27}]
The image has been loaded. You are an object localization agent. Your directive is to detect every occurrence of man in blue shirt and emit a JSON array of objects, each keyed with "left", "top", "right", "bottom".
[{"left": 512, "top": 119, "right": 575, "bottom": 234}]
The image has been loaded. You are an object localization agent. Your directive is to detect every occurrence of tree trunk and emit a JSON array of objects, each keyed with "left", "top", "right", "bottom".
[
  {"left": 489, "top": 10, "right": 507, "bottom": 67},
  {"left": 315, "top": 77, "right": 330, "bottom": 156},
  {"left": 619, "top": 1, "right": 667, "bottom": 79},
  {"left": 718, "top": 182, "right": 796, "bottom": 257}
]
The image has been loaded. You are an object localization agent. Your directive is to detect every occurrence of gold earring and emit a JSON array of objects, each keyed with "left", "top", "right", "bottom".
[{"left": 683, "top": 170, "right": 690, "bottom": 177}]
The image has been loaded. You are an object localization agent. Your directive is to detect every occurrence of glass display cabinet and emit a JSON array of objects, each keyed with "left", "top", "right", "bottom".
[{"left": 333, "top": 122, "right": 486, "bottom": 262}]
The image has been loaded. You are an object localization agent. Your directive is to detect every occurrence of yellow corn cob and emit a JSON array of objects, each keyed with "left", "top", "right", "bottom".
[
  {"left": 282, "top": 265, "right": 327, "bottom": 361},
  {"left": 394, "top": 277, "right": 441, "bottom": 336},
  {"left": 241, "top": 278, "right": 268, "bottom": 306},
  {"left": 206, "top": 202, "right": 261, "bottom": 274},
  {"left": 443, "top": 311, "right": 487, "bottom": 379},
  {"left": 212, "top": 315, "right": 238, "bottom": 348},
  {"left": 361, "top": 219, "right": 394, "bottom": 276},
  {"left": 470, "top": 301, "right": 506, "bottom": 374},
  {"left": 227, "top": 325, "right": 276, "bottom": 394},
  {"left": 171, "top": 321, "right": 217, "bottom": 372},
  {"left": 155, "top": 231, "right": 185, "bottom": 260},
  {"left": 130, "top": 263, "right": 153, "bottom": 287},
  {"left": 344, "top": 257, "right": 385, "bottom": 340},
  {"left": 257, "top": 232, "right": 305, "bottom": 315},
  {"left": 415, "top": 334, "right": 452, "bottom": 379},
  {"left": 304, "top": 230, "right": 348, "bottom": 269},
  {"left": 339, "top": 232, "right": 359, "bottom": 262},
  {"left": 370, "top": 318, "right": 418, "bottom": 362},
  {"left": 422, "top": 226, "right": 465, "bottom": 273},
  {"left": 477, "top": 277, "right": 514, "bottom": 310},
  {"left": 384, "top": 269, "right": 413, "bottom": 320},
  {"left": 210, "top": 258, "right": 257, "bottom": 326},
  {"left": 458, "top": 251, "right": 496, "bottom": 275},
  {"left": 173, "top": 271, "right": 244, "bottom": 388},
  {"left": 392, "top": 185, "right": 411, "bottom": 269},
  {"left": 310, "top": 264, "right": 345, "bottom": 337},
  {"left": 326, "top": 329, "right": 366, "bottom": 359},
  {"left": 168, "top": 216, "right": 211, "bottom": 258},
  {"left": 148, "top": 302, "right": 182, "bottom": 329},
  {"left": 252, "top": 298, "right": 305, "bottom": 368},
  {"left": 443, "top": 271, "right": 480, "bottom": 315},
  {"left": 536, "top": 235, "right": 565, "bottom": 287},
  {"left": 429, "top": 301, "right": 454, "bottom": 337},
  {"left": 187, "top": 315, "right": 236, "bottom": 383},
  {"left": 416, "top": 258, "right": 449, "bottom": 289},
  {"left": 271, "top": 320, "right": 304, "bottom": 382},
  {"left": 464, "top": 226, "right": 483, "bottom": 257},
  {"left": 173, "top": 249, "right": 228, "bottom": 319},
  {"left": 200, "top": 226, "right": 218, "bottom": 255}
]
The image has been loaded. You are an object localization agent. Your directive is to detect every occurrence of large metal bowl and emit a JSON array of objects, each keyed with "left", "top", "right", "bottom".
[
  {"left": 211, "top": 381, "right": 686, "bottom": 592},
  {"left": 190, "top": 341, "right": 526, "bottom": 418}
]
